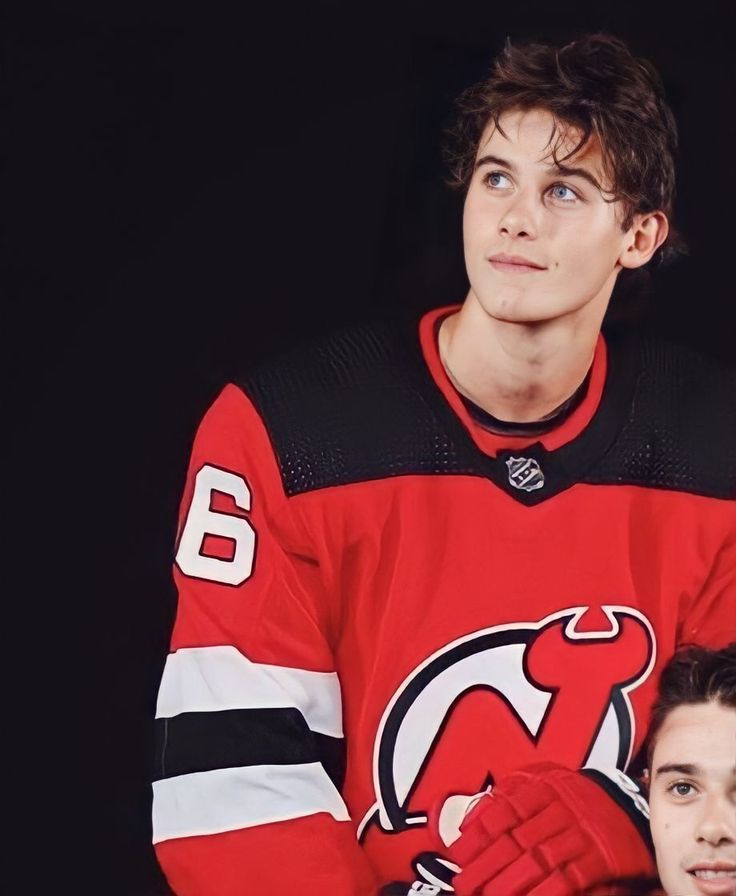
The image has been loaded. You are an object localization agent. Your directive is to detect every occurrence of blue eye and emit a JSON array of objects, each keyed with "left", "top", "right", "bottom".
[
  {"left": 482, "top": 173, "right": 579, "bottom": 202},
  {"left": 485, "top": 171, "right": 511, "bottom": 188},
  {"left": 549, "top": 183, "right": 578, "bottom": 202}
]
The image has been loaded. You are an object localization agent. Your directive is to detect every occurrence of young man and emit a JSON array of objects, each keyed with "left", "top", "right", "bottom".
[
  {"left": 646, "top": 644, "right": 736, "bottom": 896},
  {"left": 152, "top": 34, "right": 736, "bottom": 895}
]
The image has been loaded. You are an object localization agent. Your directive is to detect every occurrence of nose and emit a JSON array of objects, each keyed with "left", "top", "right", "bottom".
[
  {"left": 695, "top": 793, "right": 736, "bottom": 846},
  {"left": 498, "top": 189, "right": 539, "bottom": 240}
]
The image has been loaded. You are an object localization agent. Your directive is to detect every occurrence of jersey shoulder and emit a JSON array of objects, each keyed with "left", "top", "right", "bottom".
[
  {"left": 234, "top": 310, "right": 457, "bottom": 496},
  {"left": 234, "top": 316, "right": 736, "bottom": 501},
  {"left": 588, "top": 329, "right": 736, "bottom": 498}
]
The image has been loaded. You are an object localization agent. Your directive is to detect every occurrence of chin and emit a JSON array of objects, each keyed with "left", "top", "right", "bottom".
[
  {"left": 482, "top": 299, "right": 566, "bottom": 325},
  {"left": 472, "top": 287, "right": 564, "bottom": 323}
]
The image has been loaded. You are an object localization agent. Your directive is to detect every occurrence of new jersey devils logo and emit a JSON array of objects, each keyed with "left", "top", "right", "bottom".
[{"left": 358, "top": 606, "right": 655, "bottom": 840}]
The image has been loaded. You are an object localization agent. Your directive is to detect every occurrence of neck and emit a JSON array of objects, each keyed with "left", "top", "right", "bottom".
[{"left": 438, "top": 291, "right": 605, "bottom": 423}]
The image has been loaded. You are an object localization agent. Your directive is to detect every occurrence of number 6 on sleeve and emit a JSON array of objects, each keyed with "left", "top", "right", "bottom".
[{"left": 175, "top": 464, "right": 256, "bottom": 587}]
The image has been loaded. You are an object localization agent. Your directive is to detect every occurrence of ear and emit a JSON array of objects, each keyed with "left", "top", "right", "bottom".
[{"left": 618, "top": 210, "right": 670, "bottom": 270}]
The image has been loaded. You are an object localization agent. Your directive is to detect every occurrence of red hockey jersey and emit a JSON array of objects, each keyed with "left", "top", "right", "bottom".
[{"left": 153, "top": 304, "right": 736, "bottom": 895}]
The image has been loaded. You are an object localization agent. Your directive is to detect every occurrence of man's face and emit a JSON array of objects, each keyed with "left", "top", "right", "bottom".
[
  {"left": 462, "top": 107, "right": 634, "bottom": 325},
  {"left": 648, "top": 701, "right": 736, "bottom": 896}
]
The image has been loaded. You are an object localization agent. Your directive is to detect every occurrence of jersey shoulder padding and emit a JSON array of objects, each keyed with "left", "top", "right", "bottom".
[{"left": 235, "top": 315, "right": 735, "bottom": 501}]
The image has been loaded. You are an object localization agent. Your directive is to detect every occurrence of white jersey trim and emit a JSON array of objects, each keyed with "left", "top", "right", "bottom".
[
  {"left": 152, "top": 762, "right": 350, "bottom": 843},
  {"left": 155, "top": 645, "right": 343, "bottom": 737}
]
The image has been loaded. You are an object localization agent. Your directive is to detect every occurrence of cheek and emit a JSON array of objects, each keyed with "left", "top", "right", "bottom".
[
  {"left": 462, "top": 205, "right": 484, "bottom": 247},
  {"left": 650, "top": 799, "right": 670, "bottom": 841},
  {"left": 567, "top": 217, "right": 624, "bottom": 261},
  {"left": 551, "top": 232, "right": 621, "bottom": 285},
  {"left": 650, "top": 799, "right": 690, "bottom": 857},
  {"left": 463, "top": 193, "right": 499, "bottom": 239}
]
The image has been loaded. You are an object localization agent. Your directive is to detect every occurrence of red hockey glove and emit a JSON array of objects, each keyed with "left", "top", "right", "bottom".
[{"left": 445, "top": 764, "right": 655, "bottom": 896}]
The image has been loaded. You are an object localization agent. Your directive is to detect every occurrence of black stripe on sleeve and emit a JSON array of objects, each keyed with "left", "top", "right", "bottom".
[{"left": 154, "top": 707, "right": 346, "bottom": 790}]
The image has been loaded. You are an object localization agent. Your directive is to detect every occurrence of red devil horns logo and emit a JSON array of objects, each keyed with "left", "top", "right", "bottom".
[{"left": 359, "top": 606, "right": 655, "bottom": 839}]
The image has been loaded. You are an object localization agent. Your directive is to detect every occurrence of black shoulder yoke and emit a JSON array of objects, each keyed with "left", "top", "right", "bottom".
[{"left": 235, "top": 313, "right": 736, "bottom": 506}]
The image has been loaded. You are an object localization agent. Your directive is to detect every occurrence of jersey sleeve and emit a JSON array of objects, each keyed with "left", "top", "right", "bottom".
[
  {"left": 677, "top": 514, "right": 736, "bottom": 650},
  {"left": 152, "top": 384, "right": 378, "bottom": 896}
]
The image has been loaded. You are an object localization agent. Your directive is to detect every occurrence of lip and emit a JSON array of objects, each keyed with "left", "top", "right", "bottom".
[
  {"left": 686, "top": 863, "right": 736, "bottom": 896},
  {"left": 488, "top": 253, "right": 547, "bottom": 272}
]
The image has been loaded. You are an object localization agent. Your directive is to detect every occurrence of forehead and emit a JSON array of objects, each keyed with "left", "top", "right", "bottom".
[
  {"left": 477, "top": 107, "right": 606, "bottom": 174},
  {"left": 652, "top": 701, "right": 736, "bottom": 769}
]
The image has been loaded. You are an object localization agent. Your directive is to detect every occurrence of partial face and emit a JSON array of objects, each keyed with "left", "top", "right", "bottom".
[
  {"left": 648, "top": 701, "right": 736, "bottom": 896},
  {"left": 462, "top": 107, "right": 634, "bottom": 325}
]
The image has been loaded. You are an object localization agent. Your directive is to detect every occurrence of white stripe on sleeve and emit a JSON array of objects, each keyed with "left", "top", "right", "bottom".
[
  {"left": 152, "top": 762, "right": 350, "bottom": 843},
  {"left": 155, "top": 646, "right": 343, "bottom": 738}
]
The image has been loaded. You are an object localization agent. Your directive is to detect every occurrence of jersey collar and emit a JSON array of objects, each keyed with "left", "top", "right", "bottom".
[{"left": 414, "top": 303, "right": 640, "bottom": 505}]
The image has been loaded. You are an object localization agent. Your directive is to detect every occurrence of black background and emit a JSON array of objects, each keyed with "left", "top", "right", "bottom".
[{"left": 5, "top": 2, "right": 734, "bottom": 893}]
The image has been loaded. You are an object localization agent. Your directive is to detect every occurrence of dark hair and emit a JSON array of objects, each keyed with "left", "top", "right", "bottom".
[
  {"left": 645, "top": 643, "right": 736, "bottom": 768},
  {"left": 443, "top": 33, "right": 685, "bottom": 263}
]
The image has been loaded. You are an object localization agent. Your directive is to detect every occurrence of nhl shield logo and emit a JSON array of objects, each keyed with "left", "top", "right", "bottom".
[{"left": 505, "top": 455, "right": 545, "bottom": 492}]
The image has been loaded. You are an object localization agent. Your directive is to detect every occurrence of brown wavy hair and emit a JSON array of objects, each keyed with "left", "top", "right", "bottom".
[
  {"left": 645, "top": 642, "right": 736, "bottom": 768},
  {"left": 443, "top": 33, "right": 685, "bottom": 264}
]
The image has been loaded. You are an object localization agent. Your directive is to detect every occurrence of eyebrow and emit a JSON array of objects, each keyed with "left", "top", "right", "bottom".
[
  {"left": 474, "top": 154, "right": 603, "bottom": 192},
  {"left": 655, "top": 763, "right": 700, "bottom": 777}
]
